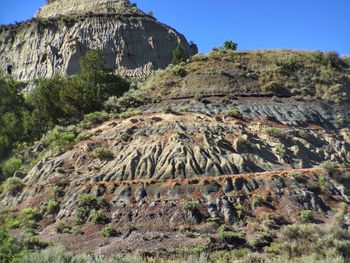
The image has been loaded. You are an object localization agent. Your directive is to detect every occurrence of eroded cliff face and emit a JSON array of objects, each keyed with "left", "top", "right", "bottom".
[
  {"left": 1, "top": 98, "right": 350, "bottom": 254},
  {"left": 0, "top": 75, "right": 347, "bottom": 258},
  {"left": 19, "top": 104, "right": 350, "bottom": 187},
  {"left": 0, "top": 1, "right": 197, "bottom": 81}
]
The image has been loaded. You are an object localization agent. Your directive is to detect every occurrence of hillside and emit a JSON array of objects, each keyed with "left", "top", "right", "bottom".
[
  {"left": 0, "top": 3, "right": 350, "bottom": 261},
  {"left": 1, "top": 54, "right": 350, "bottom": 261},
  {"left": 140, "top": 50, "right": 350, "bottom": 103}
]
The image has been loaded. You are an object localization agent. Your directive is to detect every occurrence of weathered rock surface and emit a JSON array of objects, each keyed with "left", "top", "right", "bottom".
[
  {"left": 16, "top": 108, "right": 349, "bottom": 187},
  {"left": 142, "top": 97, "right": 350, "bottom": 129},
  {"left": 4, "top": 168, "right": 350, "bottom": 254},
  {"left": 0, "top": 0, "right": 197, "bottom": 81},
  {"left": 37, "top": 0, "right": 133, "bottom": 18},
  {"left": 1, "top": 98, "right": 349, "bottom": 254}
]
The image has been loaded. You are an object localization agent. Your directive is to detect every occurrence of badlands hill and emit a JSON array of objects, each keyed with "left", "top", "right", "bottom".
[
  {"left": 0, "top": 1, "right": 350, "bottom": 262},
  {"left": 1, "top": 49, "right": 350, "bottom": 262}
]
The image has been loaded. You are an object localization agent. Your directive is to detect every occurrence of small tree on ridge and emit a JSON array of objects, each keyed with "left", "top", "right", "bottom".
[{"left": 172, "top": 45, "right": 189, "bottom": 65}]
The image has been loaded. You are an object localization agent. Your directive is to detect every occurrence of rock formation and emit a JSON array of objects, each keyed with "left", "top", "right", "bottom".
[
  {"left": 0, "top": 4, "right": 349, "bottom": 256},
  {"left": 19, "top": 104, "right": 349, "bottom": 187},
  {"left": 0, "top": 0, "right": 197, "bottom": 81},
  {"left": 36, "top": 0, "right": 134, "bottom": 18}
]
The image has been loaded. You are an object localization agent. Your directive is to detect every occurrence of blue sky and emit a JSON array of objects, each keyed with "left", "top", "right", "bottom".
[{"left": 0, "top": 0, "right": 349, "bottom": 55}]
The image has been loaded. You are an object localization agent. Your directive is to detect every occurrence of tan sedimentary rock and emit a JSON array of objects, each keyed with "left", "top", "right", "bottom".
[{"left": 0, "top": 0, "right": 197, "bottom": 81}]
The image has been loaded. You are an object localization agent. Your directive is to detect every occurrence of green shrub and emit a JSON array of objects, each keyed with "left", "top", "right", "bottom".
[
  {"left": 76, "top": 132, "right": 88, "bottom": 141},
  {"left": 260, "top": 213, "right": 280, "bottom": 230},
  {"left": 59, "top": 50, "right": 130, "bottom": 118},
  {"left": 72, "top": 225, "right": 82, "bottom": 235},
  {"left": 172, "top": 45, "right": 190, "bottom": 65},
  {"left": 80, "top": 50, "right": 106, "bottom": 72},
  {"left": 162, "top": 106, "right": 173, "bottom": 114},
  {"left": 20, "top": 208, "right": 41, "bottom": 222},
  {"left": 22, "top": 245, "right": 86, "bottom": 263},
  {"left": 321, "top": 51, "right": 345, "bottom": 69},
  {"left": 91, "top": 147, "right": 114, "bottom": 160},
  {"left": 45, "top": 129, "right": 76, "bottom": 152},
  {"left": 264, "top": 222, "right": 350, "bottom": 261},
  {"left": 54, "top": 222, "right": 71, "bottom": 234},
  {"left": 334, "top": 114, "right": 347, "bottom": 126},
  {"left": 6, "top": 218, "right": 21, "bottom": 229},
  {"left": 104, "top": 95, "right": 144, "bottom": 113},
  {"left": 76, "top": 194, "right": 98, "bottom": 208},
  {"left": 183, "top": 201, "right": 197, "bottom": 211},
  {"left": 23, "top": 246, "right": 155, "bottom": 262},
  {"left": 118, "top": 109, "right": 141, "bottom": 119},
  {"left": 249, "top": 231, "right": 273, "bottom": 249},
  {"left": 234, "top": 204, "right": 245, "bottom": 219},
  {"left": 289, "top": 171, "right": 302, "bottom": 180},
  {"left": 26, "top": 50, "right": 130, "bottom": 134},
  {"left": 194, "top": 93, "right": 204, "bottom": 102},
  {"left": 101, "top": 223, "right": 119, "bottom": 237},
  {"left": 2, "top": 177, "right": 24, "bottom": 194},
  {"left": 120, "top": 132, "right": 130, "bottom": 141},
  {"left": 128, "top": 6, "right": 138, "bottom": 14},
  {"left": 57, "top": 15, "right": 77, "bottom": 27},
  {"left": 28, "top": 76, "right": 66, "bottom": 129},
  {"left": 0, "top": 229, "right": 25, "bottom": 262},
  {"left": 91, "top": 209, "right": 108, "bottom": 224},
  {"left": 206, "top": 217, "right": 222, "bottom": 224},
  {"left": 0, "top": 135, "right": 10, "bottom": 158},
  {"left": 178, "top": 106, "right": 189, "bottom": 112},
  {"left": 35, "top": 17, "right": 50, "bottom": 26},
  {"left": 264, "top": 127, "right": 284, "bottom": 138},
  {"left": 262, "top": 81, "right": 290, "bottom": 96},
  {"left": 223, "top": 40, "right": 238, "bottom": 51},
  {"left": 45, "top": 200, "right": 60, "bottom": 214},
  {"left": 23, "top": 236, "right": 50, "bottom": 250},
  {"left": 299, "top": 210, "right": 313, "bottom": 222},
  {"left": 0, "top": 52, "right": 130, "bottom": 164},
  {"left": 218, "top": 225, "right": 246, "bottom": 245},
  {"left": 74, "top": 207, "right": 90, "bottom": 225},
  {"left": 232, "top": 248, "right": 250, "bottom": 258},
  {"left": 275, "top": 143, "right": 285, "bottom": 157},
  {"left": 318, "top": 175, "right": 327, "bottom": 188},
  {"left": 191, "top": 246, "right": 206, "bottom": 255},
  {"left": 171, "top": 64, "right": 187, "bottom": 77},
  {"left": 223, "top": 107, "right": 242, "bottom": 118},
  {"left": 52, "top": 185, "right": 65, "bottom": 198},
  {"left": 74, "top": 194, "right": 100, "bottom": 224},
  {"left": 81, "top": 111, "right": 109, "bottom": 128},
  {"left": 2, "top": 157, "right": 22, "bottom": 177},
  {"left": 322, "top": 84, "right": 348, "bottom": 104}
]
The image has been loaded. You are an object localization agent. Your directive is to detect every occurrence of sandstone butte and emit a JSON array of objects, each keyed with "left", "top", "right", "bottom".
[{"left": 0, "top": 0, "right": 197, "bottom": 82}]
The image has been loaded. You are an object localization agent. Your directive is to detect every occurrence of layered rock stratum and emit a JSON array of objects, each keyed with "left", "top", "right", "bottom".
[
  {"left": 2, "top": 100, "right": 350, "bottom": 253},
  {"left": 0, "top": 0, "right": 197, "bottom": 81}
]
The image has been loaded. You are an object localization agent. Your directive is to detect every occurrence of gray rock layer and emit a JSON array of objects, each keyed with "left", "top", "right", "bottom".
[
  {"left": 0, "top": 14, "right": 197, "bottom": 81},
  {"left": 142, "top": 97, "right": 350, "bottom": 129}
]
